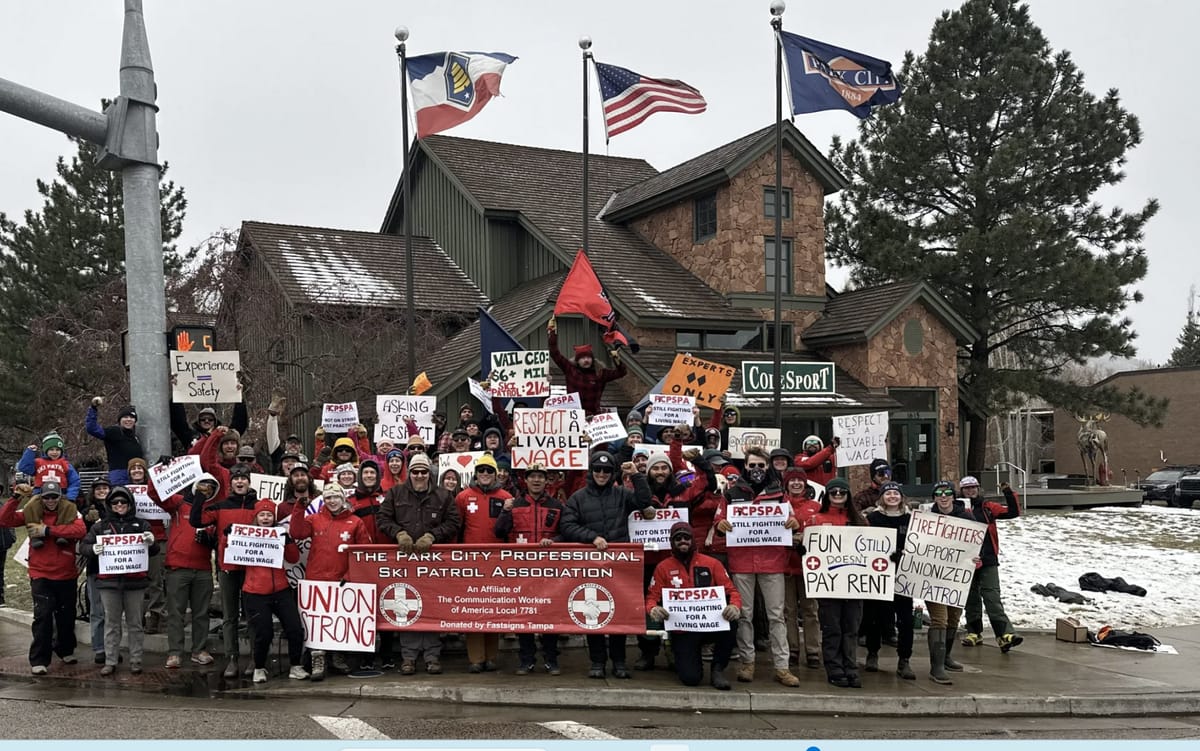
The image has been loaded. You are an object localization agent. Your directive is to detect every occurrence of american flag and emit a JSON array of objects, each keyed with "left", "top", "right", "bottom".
[{"left": 594, "top": 61, "right": 706, "bottom": 139}]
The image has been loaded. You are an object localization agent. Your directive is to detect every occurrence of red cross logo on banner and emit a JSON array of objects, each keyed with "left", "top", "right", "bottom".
[
  {"left": 872, "top": 558, "right": 889, "bottom": 572},
  {"left": 805, "top": 556, "right": 822, "bottom": 570},
  {"left": 567, "top": 583, "right": 616, "bottom": 630},
  {"left": 379, "top": 582, "right": 423, "bottom": 628}
]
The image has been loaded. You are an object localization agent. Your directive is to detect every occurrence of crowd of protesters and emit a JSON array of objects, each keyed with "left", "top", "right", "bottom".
[{"left": 0, "top": 318, "right": 1023, "bottom": 690}]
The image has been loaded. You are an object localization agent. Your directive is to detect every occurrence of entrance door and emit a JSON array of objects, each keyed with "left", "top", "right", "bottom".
[{"left": 889, "top": 421, "right": 937, "bottom": 486}]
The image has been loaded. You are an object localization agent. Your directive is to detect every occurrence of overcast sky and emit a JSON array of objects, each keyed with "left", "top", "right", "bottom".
[{"left": 1, "top": 1, "right": 1194, "bottom": 364}]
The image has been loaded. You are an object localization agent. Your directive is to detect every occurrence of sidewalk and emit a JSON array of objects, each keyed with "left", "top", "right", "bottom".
[{"left": 1, "top": 606, "right": 1196, "bottom": 717}]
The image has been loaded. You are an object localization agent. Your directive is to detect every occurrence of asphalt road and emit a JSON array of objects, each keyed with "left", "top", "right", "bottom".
[{"left": 0, "top": 680, "right": 1197, "bottom": 741}]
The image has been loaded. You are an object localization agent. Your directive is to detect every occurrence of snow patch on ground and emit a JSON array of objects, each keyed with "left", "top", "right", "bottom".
[{"left": 995, "top": 505, "right": 1200, "bottom": 631}]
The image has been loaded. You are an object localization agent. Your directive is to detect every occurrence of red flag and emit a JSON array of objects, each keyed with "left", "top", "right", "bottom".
[{"left": 554, "top": 251, "right": 639, "bottom": 352}]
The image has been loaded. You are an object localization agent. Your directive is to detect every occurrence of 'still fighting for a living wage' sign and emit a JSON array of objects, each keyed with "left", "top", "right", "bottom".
[
  {"left": 347, "top": 543, "right": 645, "bottom": 633},
  {"left": 724, "top": 502, "right": 791, "bottom": 546},
  {"left": 802, "top": 526, "right": 895, "bottom": 601},
  {"left": 170, "top": 351, "right": 241, "bottom": 403},
  {"left": 662, "top": 586, "right": 728, "bottom": 632},
  {"left": 223, "top": 524, "right": 285, "bottom": 568},
  {"left": 97, "top": 534, "right": 149, "bottom": 575}
]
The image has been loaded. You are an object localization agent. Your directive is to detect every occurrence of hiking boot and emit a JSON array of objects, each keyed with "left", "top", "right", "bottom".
[
  {"left": 425, "top": 660, "right": 442, "bottom": 675},
  {"left": 806, "top": 654, "right": 822, "bottom": 669},
  {"left": 998, "top": 633, "right": 1024, "bottom": 653},
  {"left": 612, "top": 663, "right": 632, "bottom": 679},
  {"left": 482, "top": 660, "right": 497, "bottom": 672},
  {"left": 944, "top": 629, "right": 964, "bottom": 671},
  {"left": 99, "top": 665, "right": 115, "bottom": 677},
  {"left": 864, "top": 651, "right": 879, "bottom": 672},
  {"left": 545, "top": 662, "right": 561, "bottom": 676},
  {"left": 711, "top": 668, "right": 731, "bottom": 691},
  {"left": 252, "top": 668, "right": 267, "bottom": 683},
  {"left": 774, "top": 669, "right": 800, "bottom": 687},
  {"left": 515, "top": 663, "right": 534, "bottom": 676},
  {"left": 310, "top": 651, "right": 326, "bottom": 681},
  {"left": 267, "top": 394, "right": 287, "bottom": 416},
  {"left": 588, "top": 663, "right": 605, "bottom": 679},
  {"left": 165, "top": 655, "right": 182, "bottom": 669},
  {"left": 896, "top": 658, "right": 916, "bottom": 680},
  {"left": 961, "top": 632, "right": 983, "bottom": 647},
  {"left": 331, "top": 653, "right": 350, "bottom": 673},
  {"left": 736, "top": 663, "right": 755, "bottom": 683},
  {"left": 222, "top": 658, "right": 239, "bottom": 680},
  {"left": 30, "top": 538, "right": 44, "bottom": 549},
  {"left": 400, "top": 660, "right": 416, "bottom": 675},
  {"left": 289, "top": 666, "right": 309, "bottom": 680}
]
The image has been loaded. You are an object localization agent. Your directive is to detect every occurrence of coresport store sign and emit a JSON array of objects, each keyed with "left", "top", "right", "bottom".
[{"left": 740, "top": 361, "right": 836, "bottom": 396}]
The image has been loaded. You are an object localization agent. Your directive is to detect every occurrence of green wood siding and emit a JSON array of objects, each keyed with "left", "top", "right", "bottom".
[{"left": 407, "top": 160, "right": 492, "bottom": 296}]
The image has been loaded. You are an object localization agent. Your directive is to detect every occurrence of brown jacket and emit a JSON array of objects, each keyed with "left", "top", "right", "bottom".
[{"left": 377, "top": 480, "right": 461, "bottom": 543}]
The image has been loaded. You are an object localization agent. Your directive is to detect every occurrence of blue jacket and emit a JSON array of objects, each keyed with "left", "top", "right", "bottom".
[{"left": 16, "top": 447, "right": 81, "bottom": 500}]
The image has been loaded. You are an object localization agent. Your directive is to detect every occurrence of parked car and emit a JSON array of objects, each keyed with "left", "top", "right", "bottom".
[
  {"left": 1134, "top": 466, "right": 1200, "bottom": 504},
  {"left": 1174, "top": 470, "right": 1200, "bottom": 509}
]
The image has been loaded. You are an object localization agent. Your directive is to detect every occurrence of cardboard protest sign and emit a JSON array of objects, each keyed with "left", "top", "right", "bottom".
[
  {"left": 298, "top": 579, "right": 377, "bottom": 652},
  {"left": 97, "top": 533, "right": 149, "bottom": 575},
  {"left": 896, "top": 510, "right": 989, "bottom": 607},
  {"left": 489, "top": 350, "right": 551, "bottom": 398},
  {"left": 544, "top": 392, "right": 582, "bottom": 410},
  {"left": 662, "top": 586, "right": 728, "bottom": 632},
  {"left": 439, "top": 451, "right": 485, "bottom": 488},
  {"left": 223, "top": 523, "right": 285, "bottom": 568},
  {"left": 466, "top": 378, "right": 496, "bottom": 414},
  {"left": 663, "top": 354, "right": 736, "bottom": 409},
  {"left": 127, "top": 484, "right": 169, "bottom": 522},
  {"left": 628, "top": 507, "right": 690, "bottom": 550},
  {"left": 170, "top": 351, "right": 241, "bottom": 403},
  {"left": 648, "top": 394, "right": 695, "bottom": 426},
  {"left": 250, "top": 473, "right": 288, "bottom": 505},
  {"left": 727, "top": 427, "right": 782, "bottom": 459},
  {"left": 725, "top": 502, "right": 791, "bottom": 547},
  {"left": 802, "top": 526, "right": 895, "bottom": 601},
  {"left": 13, "top": 537, "right": 29, "bottom": 568},
  {"left": 586, "top": 412, "right": 628, "bottom": 444},
  {"left": 833, "top": 411, "right": 889, "bottom": 467},
  {"left": 511, "top": 408, "right": 588, "bottom": 470},
  {"left": 149, "top": 455, "right": 203, "bottom": 499},
  {"left": 321, "top": 402, "right": 359, "bottom": 432},
  {"left": 375, "top": 394, "right": 437, "bottom": 445}
]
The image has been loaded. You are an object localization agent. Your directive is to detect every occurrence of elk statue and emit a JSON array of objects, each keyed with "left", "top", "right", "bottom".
[{"left": 1075, "top": 413, "right": 1111, "bottom": 486}]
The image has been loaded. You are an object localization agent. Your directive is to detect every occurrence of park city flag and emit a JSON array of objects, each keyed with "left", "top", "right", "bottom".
[
  {"left": 594, "top": 61, "right": 707, "bottom": 139},
  {"left": 779, "top": 31, "right": 900, "bottom": 119},
  {"left": 407, "top": 51, "right": 517, "bottom": 138},
  {"left": 554, "top": 250, "right": 639, "bottom": 352}
]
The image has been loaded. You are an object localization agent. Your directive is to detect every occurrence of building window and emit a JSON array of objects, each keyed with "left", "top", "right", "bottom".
[
  {"left": 764, "top": 187, "right": 792, "bottom": 219},
  {"left": 676, "top": 331, "right": 702, "bottom": 350},
  {"left": 764, "top": 237, "right": 793, "bottom": 294},
  {"left": 675, "top": 324, "right": 793, "bottom": 352},
  {"left": 694, "top": 192, "right": 717, "bottom": 242}
]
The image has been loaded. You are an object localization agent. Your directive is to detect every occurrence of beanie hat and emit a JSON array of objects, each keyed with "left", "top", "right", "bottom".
[
  {"left": 229, "top": 463, "right": 252, "bottom": 480},
  {"left": 358, "top": 459, "right": 380, "bottom": 478},
  {"left": 408, "top": 453, "right": 431, "bottom": 471},
  {"left": 524, "top": 462, "right": 547, "bottom": 478},
  {"left": 322, "top": 485, "right": 345, "bottom": 502},
  {"left": 335, "top": 462, "right": 357, "bottom": 477},
  {"left": 869, "top": 458, "right": 891, "bottom": 476},
  {"left": 769, "top": 447, "right": 793, "bottom": 463},
  {"left": 254, "top": 499, "right": 276, "bottom": 517},
  {"left": 495, "top": 454, "right": 512, "bottom": 471},
  {"left": 632, "top": 445, "right": 651, "bottom": 458},
  {"left": 589, "top": 451, "right": 616, "bottom": 470},
  {"left": 783, "top": 466, "right": 808, "bottom": 484},
  {"left": 118, "top": 405, "right": 138, "bottom": 420},
  {"left": 375, "top": 437, "right": 395, "bottom": 450},
  {"left": 627, "top": 425, "right": 644, "bottom": 438},
  {"left": 386, "top": 449, "right": 406, "bottom": 461},
  {"left": 802, "top": 435, "right": 824, "bottom": 450},
  {"left": 237, "top": 444, "right": 257, "bottom": 460},
  {"left": 458, "top": 403, "right": 473, "bottom": 415},
  {"left": 669, "top": 521, "right": 693, "bottom": 539},
  {"left": 959, "top": 475, "right": 980, "bottom": 488},
  {"left": 220, "top": 429, "right": 241, "bottom": 444},
  {"left": 932, "top": 480, "right": 954, "bottom": 497},
  {"left": 825, "top": 478, "right": 851, "bottom": 495},
  {"left": 646, "top": 450, "right": 671, "bottom": 470},
  {"left": 127, "top": 457, "right": 148, "bottom": 472},
  {"left": 573, "top": 344, "right": 594, "bottom": 360},
  {"left": 42, "top": 432, "right": 65, "bottom": 453},
  {"left": 880, "top": 481, "right": 903, "bottom": 495},
  {"left": 197, "top": 407, "right": 218, "bottom": 419},
  {"left": 626, "top": 409, "right": 643, "bottom": 425},
  {"left": 475, "top": 454, "right": 498, "bottom": 471},
  {"left": 406, "top": 434, "right": 426, "bottom": 448}
]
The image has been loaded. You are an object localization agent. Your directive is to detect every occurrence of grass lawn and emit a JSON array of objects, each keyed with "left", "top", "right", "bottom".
[{"left": 3, "top": 528, "right": 34, "bottom": 611}]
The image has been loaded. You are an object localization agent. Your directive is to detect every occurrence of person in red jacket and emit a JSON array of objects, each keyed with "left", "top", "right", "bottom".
[
  {"left": 691, "top": 450, "right": 730, "bottom": 564},
  {"left": 0, "top": 481, "right": 86, "bottom": 674},
  {"left": 149, "top": 472, "right": 219, "bottom": 669},
  {"left": 714, "top": 473, "right": 801, "bottom": 687},
  {"left": 546, "top": 317, "right": 627, "bottom": 416},
  {"left": 647, "top": 522, "right": 743, "bottom": 690},
  {"left": 800, "top": 478, "right": 869, "bottom": 688},
  {"left": 289, "top": 485, "right": 371, "bottom": 680},
  {"left": 794, "top": 435, "right": 840, "bottom": 487},
  {"left": 192, "top": 450, "right": 258, "bottom": 680},
  {"left": 455, "top": 454, "right": 511, "bottom": 672},
  {"left": 348, "top": 460, "right": 386, "bottom": 543},
  {"left": 959, "top": 475, "right": 1023, "bottom": 652},
  {"left": 782, "top": 467, "right": 823, "bottom": 670},
  {"left": 242, "top": 499, "right": 306, "bottom": 683},
  {"left": 494, "top": 463, "right": 563, "bottom": 675},
  {"left": 379, "top": 449, "right": 407, "bottom": 493}
]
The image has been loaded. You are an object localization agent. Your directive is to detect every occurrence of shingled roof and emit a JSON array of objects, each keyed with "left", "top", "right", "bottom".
[
  {"left": 602, "top": 122, "right": 848, "bottom": 222},
  {"left": 625, "top": 348, "right": 900, "bottom": 413},
  {"left": 239, "top": 221, "right": 488, "bottom": 314},
  {"left": 802, "top": 281, "right": 978, "bottom": 347},
  {"left": 396, "top": 136, "right": 763, "bottom": 324}
]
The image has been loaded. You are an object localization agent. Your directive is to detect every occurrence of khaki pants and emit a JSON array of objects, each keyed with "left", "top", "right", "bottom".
[
  {"left": 784, "top": 574, "right": 821, "bottom": 658},
  {"left": 731, "top": 572, "right": 788, "bottom": 669}
]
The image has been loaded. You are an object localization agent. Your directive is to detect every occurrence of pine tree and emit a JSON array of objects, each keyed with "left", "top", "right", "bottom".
[
  {"left": 0, "top": 135, "right": 186, "bottom": 458},
  {"left": 824, "top": 0, "right": 1165, "bottom": 471},
  {"left": 1168, "top": 286, "right": 1200, "bottom": 367}
]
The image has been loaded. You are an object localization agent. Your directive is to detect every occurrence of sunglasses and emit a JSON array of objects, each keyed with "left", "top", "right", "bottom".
[
  {"left": 671, "top": 534, "right": 693, "bottom": 542},
  {"left": 745, "top": 463, "right": 767, "bottom": 469},
  {"left": 827, "top": 488, "right": 849, "bottom": 497},
  {"left": 409, "top": 469, "right": 429, "bottom": 476},
  {"left": 934, "top": 489, "right": 955, "bottom": 497},
  {"left": 476, "top": 467, "right": 495, "bottom": 474},
  {"left": 591, "top": 467, "right": 613, "bottom": 474},
  {"left": 111, "top": 499, "right": 130, "bottom": 505}
]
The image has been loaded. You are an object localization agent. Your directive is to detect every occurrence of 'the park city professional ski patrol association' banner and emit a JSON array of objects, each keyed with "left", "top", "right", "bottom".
[{"left": 347, "top": 543, "right": 645, "bottom": 633}]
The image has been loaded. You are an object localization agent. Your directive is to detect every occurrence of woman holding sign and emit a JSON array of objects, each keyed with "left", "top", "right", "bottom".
[
  {"left": 862, "top": 482, "right": 914, "bottom": 680},
  {"left": 80, "top": 486, "right": 159, "bottom": 676},
  {"left": 800, "top": 478, "right": 868, "bottom": 689},
  {"left": 925, "top": 480, "right": 979, "bottom": 684},
  {"left": 243, "top": 500, "right": 306, "bottom": 683}
]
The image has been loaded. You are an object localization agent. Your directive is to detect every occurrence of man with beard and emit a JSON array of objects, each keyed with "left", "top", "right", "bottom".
[
  {"left": 279, "top": 461, "right": 318, "bottom": 518},
  {"left": 546, "top": 317, "right": 627, "bottom": 417},
  {"left": 646, "top": 522, "right": 741, "bottom": 690},
  {"left": 559, "top": 452, "right": 654, "bottom": 679}
]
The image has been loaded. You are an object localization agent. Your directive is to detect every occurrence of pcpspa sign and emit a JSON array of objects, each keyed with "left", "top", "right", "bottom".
[{"left": 347, "top": 543, "right": 645, "bottom": 634}]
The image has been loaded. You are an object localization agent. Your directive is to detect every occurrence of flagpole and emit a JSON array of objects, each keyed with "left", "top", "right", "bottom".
[
  {"left": 395, "top": 26, "right": 417, "bottom": 391},
  {"left": 580, "top": 36, "right": 593, "bottom": 254},
  {"left": 770, "top": 2, "right": 785, "bottom": 427}
]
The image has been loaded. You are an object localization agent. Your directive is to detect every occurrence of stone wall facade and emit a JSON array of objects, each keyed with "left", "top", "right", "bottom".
[{"left": 629, "top": 148, "right": 826, "bottom": 298}]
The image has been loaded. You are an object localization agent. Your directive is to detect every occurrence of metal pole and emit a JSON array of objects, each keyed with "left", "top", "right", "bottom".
[
  {"left": 0, "top": 78, "right": 107, "bottom": 144},
  {"left": 395, "top": 27, "right": 416, "bottom": 390},
  {"left": 770, "top": 3, "right": 786, "bottom": 427},
  {"left": 580, "top": 37, "right": 593, "bottom": 253}
]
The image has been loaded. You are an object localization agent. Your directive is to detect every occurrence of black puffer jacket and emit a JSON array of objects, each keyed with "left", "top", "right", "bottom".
[
  {"left": 80, "top": 488, "right": 159, "bottom": 590},
  {"left": 560, "top": 472, "right": 651, "bottom": 544}
]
